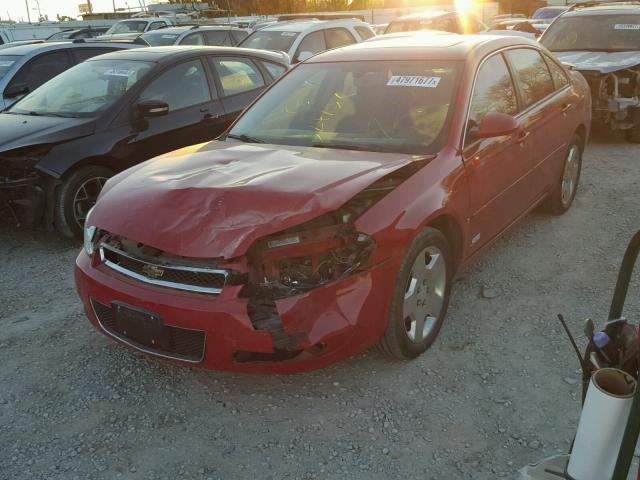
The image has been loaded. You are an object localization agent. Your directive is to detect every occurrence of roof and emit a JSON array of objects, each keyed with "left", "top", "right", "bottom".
[
  {"left": 141, "top": 25, "right": 242, "bottom": 35},
  {"left": 0, "top": 41, "right": 131, "bottom": 56},
  {"left": 563, "top": 3, "right": 640, "bottom": 15},
  {"left": 308, "top": 33, "right": 538, "bottom": 62},
  {"left": 87, "top": 45, "right": 289, "bottom": 64},
  {"left": 256, "top": 18, "right": 362, "bottom": 33}
]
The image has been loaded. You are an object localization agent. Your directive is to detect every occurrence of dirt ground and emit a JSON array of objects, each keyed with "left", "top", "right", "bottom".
[{"left": 1, "top": 132, "right": 639, "bottom": 480}]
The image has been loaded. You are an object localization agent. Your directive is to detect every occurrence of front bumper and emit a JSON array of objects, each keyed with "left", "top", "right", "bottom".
[{"left": 75, "top": 250, "right": 397, "bottom": 373}]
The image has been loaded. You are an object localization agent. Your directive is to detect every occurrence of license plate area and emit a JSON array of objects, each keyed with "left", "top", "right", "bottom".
[{"left": 112, "top": 302, "right": 166, "bottom": 349}]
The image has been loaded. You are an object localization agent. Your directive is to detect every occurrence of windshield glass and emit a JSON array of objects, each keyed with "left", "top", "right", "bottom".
[
  {"left": 541, "top": 14, "right": 640, "bottom": 51},
  {"left": 11, "top": 59, "right": 152, "bottom": 117},
  {"left": 0, "top": 55, "right": 20, "bottom": 80},
  {"left": 106, "top": 21, "right": 148, "bottom": 34},
  {"left": 228, "top": 61, "right": 461, "bottom": 154},
  {"left": 239, "top": 30, "right": 299, "bottom": 53},
  {"left": 140, "top": 32, "right": 179, "bottom": 46}
]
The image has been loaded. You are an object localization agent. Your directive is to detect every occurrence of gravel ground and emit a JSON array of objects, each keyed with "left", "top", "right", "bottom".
[{"left": 1, "top": 131, "right": 639, "bottom": 480}]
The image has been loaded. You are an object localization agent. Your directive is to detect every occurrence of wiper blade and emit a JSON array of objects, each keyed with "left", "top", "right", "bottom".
[
  {"left": 226, "top": 133, "right": 264, "bottom": 143},
  {"left": 311, "top": 143, "right": 375, "bottom": 152}
]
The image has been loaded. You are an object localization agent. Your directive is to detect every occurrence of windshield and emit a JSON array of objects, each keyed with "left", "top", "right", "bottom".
[
  {"left": 106, "top": 21, "right": 148, "bottom": 35},
  {"left": 541, "top": 14, "right": 640, "bottom": 51},
  {"left": 140, "top": 32, "right": 179, "bottom": 46},
  {"left": 239, "top": 30, "right": 299, "bottom": 53},
  {"left": 0, "top": 55, "right": 20, "bottom": 80},
  {"left": 11, "top": 59, "right": 152, "bottom": 117},
  {"left": 227, "top": 60, "right": 461, "bottom": 154}
]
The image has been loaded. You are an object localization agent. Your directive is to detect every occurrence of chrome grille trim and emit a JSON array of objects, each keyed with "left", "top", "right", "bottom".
[{"left": 99, "top": 243, "right": 227, "bottom": 295}]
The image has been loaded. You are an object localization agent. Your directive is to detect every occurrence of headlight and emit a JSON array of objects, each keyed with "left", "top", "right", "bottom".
[{"left": 83, "top": 207, "right": 97, "bottom": 255}]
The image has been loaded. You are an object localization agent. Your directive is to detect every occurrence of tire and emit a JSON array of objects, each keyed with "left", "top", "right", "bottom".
[
  {"left": 377, "top": 227, "right": 452, "bottom": 359},
  {"left": 625, "top": 108, "right": 640, "bottom": 143},
  {"left": 549, "top": 135, "right": 582, "bottom": 215},
  {"left": 54, "top": 165, "right": 113, "bottom": 239}
]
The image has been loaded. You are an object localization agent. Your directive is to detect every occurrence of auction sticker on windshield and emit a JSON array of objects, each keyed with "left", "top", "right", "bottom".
[
  {"left": 387, "top": 75, "right": 441, "bottom": 88},
  {"left": 104, "top": 68, "right": 136, "bottom": 77},
  {"left": 614, "top": 24, "right": 640, "bottom": 30}
]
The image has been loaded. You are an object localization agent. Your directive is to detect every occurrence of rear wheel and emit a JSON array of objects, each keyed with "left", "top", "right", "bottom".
[
  {"left": 377, "top": 227, "right": 452, "bottom": 359},
  {"left": 549, "top": 136, "right": 582, "bottom": 215},
  {"left": 54, "top": 165, "right": 113, "bottom": 238}
]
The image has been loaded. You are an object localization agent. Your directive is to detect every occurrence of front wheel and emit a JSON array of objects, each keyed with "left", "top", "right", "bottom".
[
  {"left": 54, "top": 165, "right": 113, "bottom": 238},
  {"left": 549, "top": 136, "right": 582, "bottom": 215},
  {"left": 377, "top": 227, "right": 452, "bottom": 359}
]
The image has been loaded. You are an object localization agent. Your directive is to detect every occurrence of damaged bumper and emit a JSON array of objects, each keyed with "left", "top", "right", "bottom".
[
  {"left": 75, "top": 249, "right": 397, "bottom": 373},
  {"left": 0, "top": 155, "right": 49, "bottom": 226},
  {"left": 580, "top": 70, "right": 640, "bottom": 129}
]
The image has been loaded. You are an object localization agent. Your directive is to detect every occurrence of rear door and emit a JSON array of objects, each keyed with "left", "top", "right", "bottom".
[
  {"left": 127, "top": 58, "right": 225, "bottom": 159},
  {"left": 209, "top": 55, "right": 267, "bottom": 126},
  {"left": 463, "top": 52, "right": 533, "bottom": 253},
  {"left": 504, "top": 48, "right": 569, "bottom": 202}
]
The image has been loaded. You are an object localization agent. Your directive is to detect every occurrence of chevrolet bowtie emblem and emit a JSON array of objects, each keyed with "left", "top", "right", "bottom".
[{"left": 142, "top": 264, "right": 165, "bottom": 279}]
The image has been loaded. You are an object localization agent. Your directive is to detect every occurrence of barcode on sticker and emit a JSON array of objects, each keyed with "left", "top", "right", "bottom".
[
  {"left": 387, "top": 76, "right": 441, "bottom": 88},
  {"left": 104, "top": 68, "right": 135, "bottom": 77},
  {"left": 614, "top": 24, "right": 640, "bottom": 30},
  {"left": 281, "top": 32, "right": 297, "bottom": 36}
]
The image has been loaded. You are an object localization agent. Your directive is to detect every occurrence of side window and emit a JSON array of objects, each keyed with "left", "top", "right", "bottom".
[
  {"left": 465, "top": 53, "right": 518, "bottom": 147},
  {"left": 324, "top": 28, "right": 357, "bottom": 49},
  {"left": 295, "top": 31, "right": 326, "bottom": 61},
  {"left": 544, "top": 53, "right": 569, "bottom": 89},
  {"left": 148, "top": 22, "right": 165, "bottom": 31},
  {"left": 211, "top": 57, "right": 265, "bottom": 96},
  {"left": 435, "top": 16, "right": 461, "bottom": 33},
  {"left": 261, "top": 61, "right": 286, "bottom": 79},
  {"left": 139, "top": 59, "right": 212, "bottom": 111},
  {"left": 203, "top": 30, "right": 228, "bottom": 46},
  {"left": 9, "top": 51, "right": 72, "bottom": 92},
  {"left": 71, "top": 48, "right": 115, "bottom": 64},
  {"left": 181, "top": 33, "right": 206, "bottom": 45},
  {"left": 230, "top": 30, "right": 248, "bottom": 45},
  {"left": 355, "top": 26, "right": 375, "bottom": 40},
  {"left": 505, "top": 49, "right": 555, "bottom": 109}
]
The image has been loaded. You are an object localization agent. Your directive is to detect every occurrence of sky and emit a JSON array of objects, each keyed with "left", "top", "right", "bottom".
[{"left": 1, "top": 0, "right": 146, "bottom": 22}]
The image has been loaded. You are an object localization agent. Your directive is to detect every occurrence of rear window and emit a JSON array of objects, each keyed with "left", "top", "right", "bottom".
[
  {"left": 140, "top": 32, "right": 179, "bottom": 46},
  {"left": 239, "top": 30, "right": 300, "bottom": 53},
  {"left": 0, "top": 55, "right": 20, "bottom": 80}
]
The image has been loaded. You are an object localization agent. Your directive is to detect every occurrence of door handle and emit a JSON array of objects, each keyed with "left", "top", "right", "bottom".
[
  {"left": 561, "top": 103, "right": 572, "bottom": 113},
  {"left": 202, "top": 113, "right": 221, "bottom": 122},
  {"left": 517, "top": 130, "right": 531, "bottom": 145}
]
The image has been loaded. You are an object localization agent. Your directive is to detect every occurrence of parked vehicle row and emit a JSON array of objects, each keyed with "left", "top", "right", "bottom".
[{"left": 68, "top": 33, "right": 591, "bottom": 373}]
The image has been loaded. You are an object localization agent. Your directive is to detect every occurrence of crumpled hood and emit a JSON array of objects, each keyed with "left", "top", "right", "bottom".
[
  {"left": 554, "top": 50, "right": 640, "bottom": 73},
  {"left": 0, "top": 112, "right": 93, "bottom": 154},
  {"left": 92, "top": 141, "right": 421, "bottom": 259}
]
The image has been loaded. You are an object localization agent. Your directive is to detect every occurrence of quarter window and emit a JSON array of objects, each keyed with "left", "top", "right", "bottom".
[
  {"left": 466, "top": 53, "right": 518, "bottom": 147},
  {"left": 139, "top": 60, "right": 212, "bottom": 111},
  {"left": 261, "top": 61, "right": 286, "bottom": 79},
  {"left": 211, "top": 57, "right": 265, "bottom": 96},
  {"left": 544, "top": 53, "right": 569, "bottom": 89},
  {"left": 355, "top": 26, "right": 375, "bottom": 40},
  {"left": 148, "top": 22, "right": 166, "bottom": 31},
  {"left": 324, "top": 28, "right": 357, "bottom": 49},
  {"left": 505, "top": 49, "right": 555, "bottom": 109}
]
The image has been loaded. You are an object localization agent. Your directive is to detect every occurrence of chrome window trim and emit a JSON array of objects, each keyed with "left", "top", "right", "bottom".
[
  {"left": 461, "top": 45, "right": 571, "bottom": 151},
  {"left": 90, "top": 299, "right": 205, "bottom": 364},
  {"left": 99, "top": 243, "right": 227, "bottom": 295}
]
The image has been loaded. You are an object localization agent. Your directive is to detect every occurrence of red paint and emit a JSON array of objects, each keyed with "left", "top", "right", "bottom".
[{"left": 75, "top": 35, "right": 592, "bottom": 373}]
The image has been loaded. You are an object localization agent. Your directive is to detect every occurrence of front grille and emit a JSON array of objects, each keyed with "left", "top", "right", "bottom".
[
  {"left": 99, "top": 243, "right": 227, "bottom": 294},
  {"left": 91, "top": 300, "right": 206, "bottom": 363}
]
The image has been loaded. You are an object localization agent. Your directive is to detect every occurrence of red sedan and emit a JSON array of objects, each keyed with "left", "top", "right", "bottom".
[{"left": 75, "top": 34, "right": 591, "bottom": 373}]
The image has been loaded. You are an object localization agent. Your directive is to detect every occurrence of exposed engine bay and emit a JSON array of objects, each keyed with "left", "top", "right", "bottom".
[{"left": 581, "top": 67, "right": 640, "bottom": 130}]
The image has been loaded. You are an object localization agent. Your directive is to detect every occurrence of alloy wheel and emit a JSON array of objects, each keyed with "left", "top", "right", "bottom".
[
  {"left": 73, "top": 176, "right": 107, "bottom": 228},
  {"left": 561, "top": 145, "right": 580, "bottom": 206}
]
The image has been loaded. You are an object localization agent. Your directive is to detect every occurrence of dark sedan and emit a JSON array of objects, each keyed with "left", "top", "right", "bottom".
[{"left": 0, "top": 46, "right": 288, "bottom": 237}]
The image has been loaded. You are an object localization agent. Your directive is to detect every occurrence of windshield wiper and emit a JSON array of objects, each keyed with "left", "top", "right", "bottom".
[
  {"left": 225, "top": 133, "right": 264, "bottom": 143},
  {"left": 312, "top": 143, "right": 375, "bottom": 152}
]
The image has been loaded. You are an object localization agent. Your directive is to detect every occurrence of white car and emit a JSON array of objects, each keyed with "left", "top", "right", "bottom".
[
  {"left": 238, "top": 19, "right": 375, "bottom": 64},
  {"left": 96, "top": 18, "right": 176, "bottom": 41}
]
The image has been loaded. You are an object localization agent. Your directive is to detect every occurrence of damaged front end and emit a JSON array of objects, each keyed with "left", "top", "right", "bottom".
[
  {"left": 580, "top": 67, "right": 640, "bottom": 130},
  {"left": 0, "top": 146, "right": 53, "bottom": 226}
]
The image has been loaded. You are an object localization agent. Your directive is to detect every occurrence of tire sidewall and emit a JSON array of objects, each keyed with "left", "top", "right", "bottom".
[
  {"left": 386, "top": 228, "right": 452, "bottom": 358},
  {"left": 552, "top": 136, "right": 582, "bottom": 214}
]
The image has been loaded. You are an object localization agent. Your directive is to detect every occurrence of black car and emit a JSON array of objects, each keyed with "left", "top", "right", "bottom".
[
  {"left": 0, "top": 46, "right": 289, "bottom": 237},
  {"left": 46, "top": 28, "right": 110, "bottom": 41}
]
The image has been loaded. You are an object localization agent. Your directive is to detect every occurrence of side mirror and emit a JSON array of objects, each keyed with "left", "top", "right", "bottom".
[
  {"left": 295, "top": 51, "right": 313, "bottom": 63},
  {"left": 4, "top": 83, "right": 29, "bottom": 99},
  {"left": 477, "top": 112, "right": 519, "bottom": 139},
  {"left": 136, "top": 100, "right": 169, "bottom": 118}
]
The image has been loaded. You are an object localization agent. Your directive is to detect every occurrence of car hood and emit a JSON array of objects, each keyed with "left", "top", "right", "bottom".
[
  {"left": 553, "top": 50, "right": 640, "bottom": 73},
  {"left": 92, "top": 141, "right": 422, "bottom": 259},
  {"left": 0, "top": 113, "right": 94, "bottom": 154}
]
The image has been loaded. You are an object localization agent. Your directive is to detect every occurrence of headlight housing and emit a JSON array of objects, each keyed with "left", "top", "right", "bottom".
[{"left": 83, "top": 207, "right": 97, "bottom": 256}]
